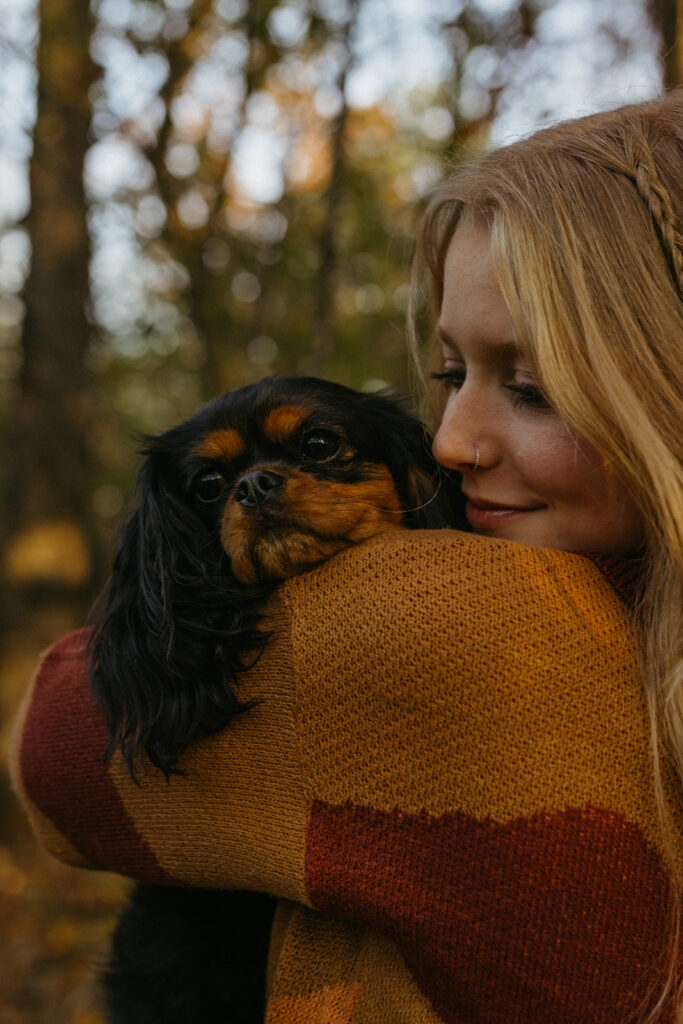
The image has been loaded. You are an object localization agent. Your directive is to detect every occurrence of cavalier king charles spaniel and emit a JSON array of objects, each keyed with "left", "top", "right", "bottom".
[{"left": 90, "top": 375, "right": 464, "bottom": 1023}]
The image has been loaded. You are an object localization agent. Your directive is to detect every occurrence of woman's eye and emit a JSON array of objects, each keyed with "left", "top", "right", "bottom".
[
  {"left": 301, "top": 430, "right": 341, "bottom": 462},
  {"left": 194, "top": 470, "right": 225, "bottom": 503},
  {"left": 505, "top": 383, "right": 550, "bottom": 410},
  {"left": 431, "top": 370, "right": 465, "bottom": 391},
  {"left": 430, "top": 369, "right": 549, "bottom": 409}
]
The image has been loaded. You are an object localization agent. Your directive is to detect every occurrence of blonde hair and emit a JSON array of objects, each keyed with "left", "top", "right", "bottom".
[{"left": 410, "top": 91, "right": 683, "bottom": 1020}]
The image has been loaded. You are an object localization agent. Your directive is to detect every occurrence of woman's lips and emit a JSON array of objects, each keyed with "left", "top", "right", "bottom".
[{"left": 464, "top": 497, "right": 543, "bottom": 531}]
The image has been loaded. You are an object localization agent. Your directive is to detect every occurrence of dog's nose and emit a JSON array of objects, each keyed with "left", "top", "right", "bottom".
[{"left": 235, "top": 469, "right": 286, "bottom": 508}]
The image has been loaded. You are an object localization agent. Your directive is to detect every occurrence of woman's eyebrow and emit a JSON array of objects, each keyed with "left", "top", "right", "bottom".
[
  {"left": 437, "top": 325, "right": 522, "bottom": 360},
  {"left": 436, "top": 326, "right": 457, "bottom": 348}
]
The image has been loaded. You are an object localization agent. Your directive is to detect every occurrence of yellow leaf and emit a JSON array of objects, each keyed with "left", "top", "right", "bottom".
[{"left": 4, "top": 521, "right": 91, "bottom": 587}]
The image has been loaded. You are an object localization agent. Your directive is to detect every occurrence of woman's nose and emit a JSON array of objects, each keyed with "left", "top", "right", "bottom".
[{"left": 432, "top": 393, "right": 483, "bottom": 472}]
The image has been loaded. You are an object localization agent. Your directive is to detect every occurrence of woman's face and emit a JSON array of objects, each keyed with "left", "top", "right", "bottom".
[{"left": 432, "top": 221, "right": 644, "bottom": 556}]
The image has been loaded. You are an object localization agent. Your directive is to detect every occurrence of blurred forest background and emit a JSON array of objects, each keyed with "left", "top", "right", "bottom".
[{"left": 0, "top": 0, "right": 680, "bottom": 1020}]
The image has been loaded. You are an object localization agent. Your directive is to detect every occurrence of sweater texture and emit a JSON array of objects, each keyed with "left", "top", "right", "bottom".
[{"left": 8, "top": 529, "right": 682, "bottom": 1022}]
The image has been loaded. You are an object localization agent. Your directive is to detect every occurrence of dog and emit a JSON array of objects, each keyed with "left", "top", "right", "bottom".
[{"left": 89, "top": 375, "right": 465, "bottom": 1023}]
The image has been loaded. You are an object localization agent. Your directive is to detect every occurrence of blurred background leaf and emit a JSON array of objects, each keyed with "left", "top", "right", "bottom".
[{"left": 0, "top": 0, "right": 678, "bottom": 1017}]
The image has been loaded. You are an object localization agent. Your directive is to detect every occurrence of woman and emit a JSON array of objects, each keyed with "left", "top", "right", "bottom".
[{"left": 11, "top": 92, "right": 683, "bottom": 1022}]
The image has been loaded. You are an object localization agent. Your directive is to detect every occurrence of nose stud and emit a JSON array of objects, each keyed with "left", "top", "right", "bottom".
[{"left": 472, "top": 443, "right": 480, "bottom": 471}]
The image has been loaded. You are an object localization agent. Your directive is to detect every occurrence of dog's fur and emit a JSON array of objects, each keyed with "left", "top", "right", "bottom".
[{"left": 90, "top": 376, "right": 464, "bottom": 1023}]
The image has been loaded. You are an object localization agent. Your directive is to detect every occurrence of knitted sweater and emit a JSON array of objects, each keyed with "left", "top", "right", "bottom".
[{"left": 9, "top": 530, "right": 682, "bottom": 1023}]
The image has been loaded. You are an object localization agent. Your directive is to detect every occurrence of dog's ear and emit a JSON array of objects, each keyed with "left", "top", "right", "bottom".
[
  {"left": 360, "top": 393, "right": 467, "bottom": 531},
  {"left": 89, "top": 454, "right": 266, "bottom": 778},
  {"left": 402, "top": 460, "right": 466, "bottom": 530}
]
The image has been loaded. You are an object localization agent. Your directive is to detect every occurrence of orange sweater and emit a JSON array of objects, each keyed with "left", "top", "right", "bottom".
[{"left": 9, "top": 530, "right": 681, "bottom": 1022}]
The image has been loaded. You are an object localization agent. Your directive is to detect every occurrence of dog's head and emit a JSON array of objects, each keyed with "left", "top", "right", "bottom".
[
  {"left": 153, "top": 375, "right": 462, "bottom": 583},
  {"left": 90, "top": 376, "right": 465, "bottom": 775}
]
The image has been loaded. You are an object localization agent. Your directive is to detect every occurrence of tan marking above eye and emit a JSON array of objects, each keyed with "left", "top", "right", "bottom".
[
  {"left": 262, "top": 406, "right": 311, "bottom": 443},
  {"left": 193, "top": 428, "right": 246, "bottom": 462}
]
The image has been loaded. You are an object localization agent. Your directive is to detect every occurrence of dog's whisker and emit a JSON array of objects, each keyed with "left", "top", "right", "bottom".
[{"left": 310, "top": 477, "right": 448, "bottom": 517}]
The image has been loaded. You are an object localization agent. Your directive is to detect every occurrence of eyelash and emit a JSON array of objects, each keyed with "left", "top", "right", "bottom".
[
  {"left": 430, "top": 372, "right": 549, "bottom": 410},
  {"left": 430, "top": 371, "right": 464, "bottom": 391},
  {"left": 506, "top": 383, "right": 549, "bottom": 410}
]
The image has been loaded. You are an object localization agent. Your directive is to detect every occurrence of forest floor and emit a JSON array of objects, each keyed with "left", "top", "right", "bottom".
[
  {"left": 0, "top": 783, "right": 128, "bottom": 1024},
  {"left": 0, "top": 613, "right": 130, "bottom": 1023}
]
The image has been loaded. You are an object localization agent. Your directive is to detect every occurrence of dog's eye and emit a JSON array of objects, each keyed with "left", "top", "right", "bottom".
[
  {"left": 194, "top": 470, "right": 225, "bottom": 503},
  {"left": 301, "top": 430, "right": 340, "bottom": 462}
]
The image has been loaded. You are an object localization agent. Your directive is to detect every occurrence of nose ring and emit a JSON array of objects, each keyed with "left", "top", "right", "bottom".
[{"left": 472, "top": 443, "right": 480, "bottom": 470}]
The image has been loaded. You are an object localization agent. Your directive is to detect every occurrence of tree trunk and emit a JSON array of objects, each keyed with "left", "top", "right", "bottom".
[
  {"left": 309, "top": 1, "right": 360, "bottom": 375},
  {"left": 648, "top": 0, "right": 682, "bottom": 88},
  {"left": 1, "top": 0, "right": 99, "bottom": 730}
]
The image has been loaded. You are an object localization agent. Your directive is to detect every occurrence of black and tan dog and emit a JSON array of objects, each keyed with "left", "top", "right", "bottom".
[{"left": 90, "top": 375, "right": 464, "bottom": 1023}]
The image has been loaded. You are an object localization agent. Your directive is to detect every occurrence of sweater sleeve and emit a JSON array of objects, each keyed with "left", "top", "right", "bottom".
[
  {"left": 8, "top": 597, "right": 312, "bottom": 904},
  {"left": 281, "top": 529, "right": 648, "bottom": 828},
  {"left": 7, "top": 529, "right": 661, "bottom": 887},
  {"left": 10, "top": 529, "right": 681, "bottom": 1021},
  {"left": 276, "top": 531, "right": 682, "bottom": 1022}
]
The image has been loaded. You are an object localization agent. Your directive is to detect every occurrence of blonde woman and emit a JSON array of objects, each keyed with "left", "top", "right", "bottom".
[{"left": 11, "top": 92, "right": 683, "bottom": 1022}]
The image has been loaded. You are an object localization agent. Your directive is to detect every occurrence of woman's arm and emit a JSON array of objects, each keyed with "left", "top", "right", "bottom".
[
  {"left": 10, "top": 530, "right": 653, "bottom": 893},
  {"left": 9, "top": 598, "right": 311, "bottom": 904},
  {"left": 11, "top": 530, "right": 676, "bottom": 1019}
]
